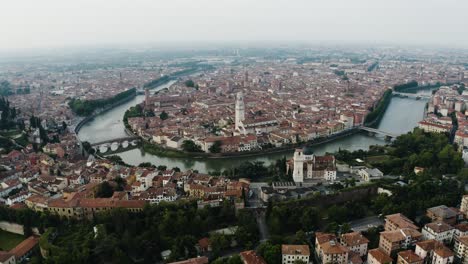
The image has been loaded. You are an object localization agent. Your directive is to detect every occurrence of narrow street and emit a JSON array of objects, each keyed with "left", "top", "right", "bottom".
[{"left": 256, "top": 210, "right": 269, "bottom": 242}]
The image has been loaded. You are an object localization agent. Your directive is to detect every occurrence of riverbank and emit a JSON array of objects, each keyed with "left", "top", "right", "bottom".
[
  {"left": 125, "top": 86, "right": 396, "bottom": 159},
  {"left": 74, "top": 93, "right": 137, "bottom": 134},
  {"left": 132, "top": 127, "right": 365, "bottom": 160},
  {"left": 393, "top": 82, "right": 456, "bottom": 94},
  {"left": 365, "top": 89, "right": 393, "bottom": 128},
  {"left": 75, "top": 78, "right": 179, "bottom": 136}
]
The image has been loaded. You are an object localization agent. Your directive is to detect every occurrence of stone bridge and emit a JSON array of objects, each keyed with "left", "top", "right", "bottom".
[
  {"left": 392, "top": 92, "right": 431, "bottom": 100},
  {"left": 91, "top": 136, "right": 141, "bottom": 153},
  {"left": 358, "top": 126, "right": 398, "bottom": 139}
]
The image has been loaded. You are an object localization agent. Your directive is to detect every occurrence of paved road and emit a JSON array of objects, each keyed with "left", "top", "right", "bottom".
[
  {"left": 349, "top": 216, "right": 384, "bottom": 232},
  {"left": 255, "top": 211, "right": 269, "bottom": 242},
  {"left": 247, "top": 182, "right": 267, "bottom": 208}
]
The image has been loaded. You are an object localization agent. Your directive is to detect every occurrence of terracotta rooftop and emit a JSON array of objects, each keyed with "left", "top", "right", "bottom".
[
  {"left": 0, "top": 251, "right": 14, "bottom": 262},
  {"left": 281, "top": 244, "right": 310, "bottom": 256},
  {"left": 9, "top": 236, "right": 39, "bottom": 259},
  {"left": 425, "top": 222, "right": 454, "bottom": 233},
  {"left": 368, "top": 248, "right": 393, "bottom": 264},
  {"left": 239, "top": 250, "right": 267, "bottom": 264},
  {"left": 400, "top": 228, "right": 423, "bottom": 239},
  {"left": 321, "top": 240, "right": 349, "bottom": 255},
  {"left": 380, "top": 230, "right": 405, "bottom": 242},
  {"left": 434, "top": 246, "right": 454, "bottom": 258},
  {"left": 455, "top": 223, "right": 468, "bottom": 232},
  {"left": 398, "top": 250, "right": 423, "bottom": 264},
  {"left": 316, "top": 232, "right": 336, "bottom": 245},
  {"left": 348, "top": 251, "right": 363, "bottom": 264},
  {"left": 458, "top": 235, "right": 468, "bottom": 246},
  {"left": 385, "top": 213, "right": 418, "bottom": 230},
  {"left": 427, "top": 205, "right": 458, "bottom": 219},
  {"left": 341, "top": 232, "right": 370, "bottom": 246},
  {"left": 415, "top": 239, "right": 444, "bottom": 252}
]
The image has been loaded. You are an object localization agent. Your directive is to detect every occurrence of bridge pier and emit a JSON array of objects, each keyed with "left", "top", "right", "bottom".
[
  {"left": 359, "top": 126, "right": 398, "bottom": 139},
  {"left": 89, "top": 136, "right": 142, "bottom": 155}
]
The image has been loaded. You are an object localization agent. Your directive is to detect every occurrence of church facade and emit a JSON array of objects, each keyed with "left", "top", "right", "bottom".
[{"left": 287, "top": 148, "right": 337, "bottom": 183}]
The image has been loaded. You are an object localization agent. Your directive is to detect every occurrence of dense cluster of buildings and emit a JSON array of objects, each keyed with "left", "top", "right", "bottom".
[
  {"left": 308, "top": 195, "right": 468, "bottom": 264},
  {"left": 0, "top": 58, "right": 185, "bottom": 128},
  {"left": 418, "top": 86, "right": 461, "bottom": 134},
  {"left": 125, "top": 56, "right": 467, "bottom": 155},
  {"left": 0, "top": 127, "right": 249, "bottom": 219},
  {"left": 416, "top": 85, "right": 468, "bottom": 164}
]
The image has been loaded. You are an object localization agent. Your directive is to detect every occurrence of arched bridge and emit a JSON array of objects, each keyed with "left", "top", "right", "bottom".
[
  {"left": 393, "top": 92, "right": 431, "bottom": 100},
  {"left": 91, "top": 136, "right": 141, "bottom": 153},
  {"left": 359, "top": 126, "right": 398, "bottom": 138}
]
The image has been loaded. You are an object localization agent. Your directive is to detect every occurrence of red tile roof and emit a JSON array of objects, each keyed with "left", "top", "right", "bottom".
[{"left": 9, "top": 236, "right": 39, "bottom": 259}]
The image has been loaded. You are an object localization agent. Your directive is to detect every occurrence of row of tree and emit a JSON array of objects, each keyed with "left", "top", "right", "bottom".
[
  {"left": 69, "top": 88, "right": 136, "bottom": 116},
  {"left": 364, "top": 89, "right": 393, "bottom": 126},
  {"left": 0, "top": 97, "right": 19, "bottom": 130},
  {"left": 22, "top": 200, "right": 259, "bottom": 263}
]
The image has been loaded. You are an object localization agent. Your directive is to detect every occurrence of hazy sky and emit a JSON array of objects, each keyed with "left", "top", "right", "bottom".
[{"left": 0, "top": 0, "right": 467, "bottom": 52}]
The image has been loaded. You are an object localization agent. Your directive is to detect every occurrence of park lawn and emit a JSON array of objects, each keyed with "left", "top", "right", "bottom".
[
  {"left": 365, "top": 155, "right": 392, "bottom": 163},
  {"left": 0, "top": 129, "right": 22, "bottom": 138},
  {"left": 0, "top": 229, "right": 25, "bottom": 251}
]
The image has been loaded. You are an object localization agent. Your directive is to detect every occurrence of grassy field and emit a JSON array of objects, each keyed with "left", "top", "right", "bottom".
[
  {"left": 365, "top": 155, "right": 391, "bottom": 163},
  {"left": 0, "top": 230, "right": 25, "bottom": 251}
]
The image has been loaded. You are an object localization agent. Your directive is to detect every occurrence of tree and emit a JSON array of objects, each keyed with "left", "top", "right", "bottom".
[
  {"left": 61, "top": 121, "right": 67, "bottom": 131},
  {"left": 138, "top": 162, "right": 154, "bottom": 168},
  {"left": 300, "top": 207, "right": 319, "bottom": 231},
  {"left": 95, "top": 182, "right": 114, "bottom": 198},
  {"left": 209, "top": 141, "right": 222, "bottom": 153},
  {"left": 81, "top": 141, "right": 95, "bottom": 155},
  {"left": 258, "top": 242, "right": 281, "bottom": 264},
  {"left": 210, "top": 233, "right": 230, "bottom": 257},
  {"left": 114, "top": 177, "right": 126, "bottom": 191},
  {"left": 0, "top": 81, "right": 13, "bottom": 96},
  {"left": 159, "top": 111, "right": 169, "bottom": 120},
  {"left": 181, "top": 140, "right": 203, "bottom": 152},
  {"left": 184, "top": 79, "right": 195, "bottom": 87}
]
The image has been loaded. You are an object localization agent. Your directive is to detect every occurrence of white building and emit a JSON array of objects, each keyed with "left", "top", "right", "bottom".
[
  {"left": 358, "top": 168, "right": 384, "bottom": 182},
  {"left": 320, "top": 240, "right": 349, "bottom": 264},
  {"left": 432, "top": 247, "right": 454, "bottom": 264},
  {"left": 0, "top": 251, "right": 16, "bottom": 264},
  {"left": 340, "top": 232, "right": 369, "bottom": 257},
  {"left": 6, "top": 191, "right": 31, "bottom": 206},
  {"left": 462, "top": 149, "right": 468, "bottom": 165},
  {"left": 418, "top": 120, "right": 452, "bottom": 134},
  {"left": 454, "top": 223, "right": 468, "bottom": 243},
  {"left": 281, "top": 244, "right": 310, "bottom": 264},
  {"left": 139, "top": 188, "right": 177, "bottom": 204},
  {"left": 340, "top": 113, "right": 355, "bottom": 129},
  {"left": 461, "top": 195, "right": 468, "bottom": 218},
  {"left": 0, "top": 180, "right": 22, "bottom": 198},
  {"left": 453, "top": 236, "right": 468, "bottom": 262},
  {"left": 289, "top": 148, "right": 336, "bottom": 183},
  {"left": 422, "top": 222, "right": 454, "bottom": 244},
  {"left": 166, "top": 136, "right": 184, "bottom": 149}
]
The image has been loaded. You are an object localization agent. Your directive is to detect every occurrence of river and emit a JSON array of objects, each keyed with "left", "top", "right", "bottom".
[{"left": 78, "top": 84, "right": 430, "bottom": 173}]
